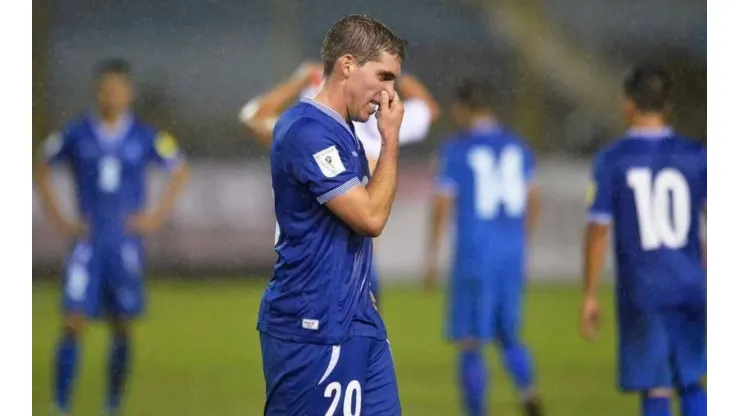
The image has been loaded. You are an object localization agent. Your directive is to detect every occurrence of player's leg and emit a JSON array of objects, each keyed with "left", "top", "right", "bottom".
[
  {"left": 53, "top": 243, "right": 100, "bottom": 414},
  {"left": 259, "top": 333, "right": 370, "bottom": 415},
  {"left": 447, "top": 277, "right": 491, "bottom": 416},
  {"left": 493, "top": 265, "right": 541, "bottom": 415},
  {"left": 362, "top": 338, "right": 401, "bottom": 415},
  {"left": 617, "top": 304, "right": 673, "bottom": 416},
  {"left": 668, "top": 305, "right": 707, "bottom": 416},
  {"left": 103, "top": 240, "right": 146, "bottom": 414}
]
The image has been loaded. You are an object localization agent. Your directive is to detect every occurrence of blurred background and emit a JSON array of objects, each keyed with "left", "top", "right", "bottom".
[{"left": 32, "top": 0, "right": 706, "bottom": 414}]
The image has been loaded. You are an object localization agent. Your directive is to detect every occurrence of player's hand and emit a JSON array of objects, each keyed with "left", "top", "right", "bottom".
[
  {"left": 579, "top": 295, "right": 601, "bottom": 341},
  {"left": 375, "top": 89, "right": 404, "bottom": 144},
  {"left": 58, "top": 219, "right": 87, "bottom": 239},
  {"left": 127, "top": 211, "right": 164, "bottom": 235},
  {"left": 370, "top": 292, "right": 378, "bottom": 312},
  {"left": 422, "top": 264, "right": 438, "bottom": 291}
]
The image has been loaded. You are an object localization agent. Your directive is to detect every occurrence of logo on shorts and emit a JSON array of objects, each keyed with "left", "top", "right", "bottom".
[{"left": 302, "top": 318, "right": 320, "bottom": 330}]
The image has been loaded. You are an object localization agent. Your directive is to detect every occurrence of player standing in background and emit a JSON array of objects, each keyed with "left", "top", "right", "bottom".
[
  {"left": 258, "top": 15, "right": 405, "bottom": 415},
  {"left": 424, "top": 79, "right": 543, "bottom": 416},
  {"left": 240, "top": 61, "right": 439, "bottom": 307},
  {"left": 581, "top": 65, "right": 707, "bottom": 416},
  {"left": 35, "top": 59, "right": 190, "bottom": 415}
]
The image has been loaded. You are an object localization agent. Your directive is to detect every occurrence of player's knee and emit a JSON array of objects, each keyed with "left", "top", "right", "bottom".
[
  {"left": 108, "top": 317, "right": 132, "bottom": 338},
  {"left": 63, "top": 313, "right": 87, "bottom": 336},
  {"left": 644, "top": 387, "right": 673, "bottom": 398},
  {"left": 457, "top": 339, "right": 481, "bottom": 352},
  {"left": 678, "top": 382, "right": 705, "bottom": 396}
]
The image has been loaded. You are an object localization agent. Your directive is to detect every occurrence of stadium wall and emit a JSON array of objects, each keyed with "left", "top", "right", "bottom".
[{"left": 32, "top": 158, "right": 614, "bottom": 281}]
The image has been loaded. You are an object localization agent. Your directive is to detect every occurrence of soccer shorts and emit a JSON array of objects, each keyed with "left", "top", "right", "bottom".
[
  {"left": 260, "top": 333, "right": 401, "bottom": 415},
  {"left": 61, "top": 239, "right": 145, "bottom": 319},
  {"left": 446, "top": 270, "right": 524, "bottom": 344},
  {"left": 617, "top": 303, "right": 707, "bottom": 391}
]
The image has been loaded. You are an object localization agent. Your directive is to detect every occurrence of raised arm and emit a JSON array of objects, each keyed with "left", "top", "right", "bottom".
[{"left": 239, "top": 63, "right": 323, "bottom": 147}]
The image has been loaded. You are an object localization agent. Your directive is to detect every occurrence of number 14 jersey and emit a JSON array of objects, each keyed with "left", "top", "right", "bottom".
[{"left": 587, "top": 127, "right": 707, "bottom": 309}]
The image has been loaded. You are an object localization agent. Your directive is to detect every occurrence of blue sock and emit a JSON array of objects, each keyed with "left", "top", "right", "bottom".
[
  {"left": 641, "top": 395, "right": 671, "bottom": 416},
  {"left": 501, "top": 343, "right": 534, "bottom": 393},
  {"left": 54, "top": 334, "right": 79, "bottom": 412},
  {"left": 679, "top": 384, "right": 707, "bottom": 416},
  {"left": 107, "top": 334, "right": 131, "bottom": 411},
  {"left": 458, "top": 350, "right": 488, "bottom": 416}
]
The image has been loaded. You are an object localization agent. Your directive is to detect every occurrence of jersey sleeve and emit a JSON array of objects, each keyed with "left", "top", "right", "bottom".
[
  {"left": 39, "top": 128, "right": 73, "bottom": 165},
  {"left": 435, "top": 144, "right": 457, "bottom": 195},
  {"left": 148, "top": 131, "right": 185, "bottom": 170},
  {"left": 587, "top": 150, "right": 613, "bottom": 224},
  {"left": 398, "top": 98, "right": 432, "bottom": 145},
  {"left": 283, "top": 119, "right": 361, "bottom": 205}
]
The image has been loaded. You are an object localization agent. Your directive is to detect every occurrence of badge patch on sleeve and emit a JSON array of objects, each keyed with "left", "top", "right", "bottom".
[
  {"left": 585, "top": 182, "right": 596, "bottom": 206},
  {"left": 155, "top": 131, "right": 179, "bottom": 159},
  {"left": 313, "top": 145, "right": 346, "bottom": 178}
]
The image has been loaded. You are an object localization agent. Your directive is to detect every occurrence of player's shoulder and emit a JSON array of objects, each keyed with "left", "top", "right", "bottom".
[
  {"left": 592, "top": 139, "right": 625, "bottom": 166},
  {"left": 437, "top": 132, "right": 467, "bottom": 156},
  {"left": 129, "top": 115, "right": 159, "bottom": 138},
  {"left": 276, "top": 103, "right": 338, "bottom": 145},
  {"left": 498, "top": 128, "right": 534, "bottom": 153},
  {"left": 668, "top": 134, "right": 706, "bottom": 153}
]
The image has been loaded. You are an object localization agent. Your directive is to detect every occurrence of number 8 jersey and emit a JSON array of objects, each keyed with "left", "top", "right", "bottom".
[
  {"left": 41, "top": 113, "right": 184, "bottom": 246},
  {"left": 587, "top": 127, "right": 707, "bottom": 309}
]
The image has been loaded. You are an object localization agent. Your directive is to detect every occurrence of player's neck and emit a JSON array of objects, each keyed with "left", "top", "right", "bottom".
[
  {"left": 629, "top": 113, "right": 666, "bottom": 130},
  {"left": 312, "top": 80, "right": 350, "bottom": 122},
  {"left": 467, "top": 114, "right": 498, "bottom": 130},
  {"left": 97, "top": 110, "right": 129, "bottom": 127}
]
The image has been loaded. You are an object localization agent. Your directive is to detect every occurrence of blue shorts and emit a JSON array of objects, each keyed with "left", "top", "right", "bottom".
[
  {"left": 61, "top": 239, "right": 145, "bottom": 319},
  {"left": 617, "top": 303, "right": 706, "bottom": 392},
  {"left": 446, "top": 270, "right": 524, "bottom": 344},
  {"left": 260, "top": 333, "right": 401, "bottom": 416}
]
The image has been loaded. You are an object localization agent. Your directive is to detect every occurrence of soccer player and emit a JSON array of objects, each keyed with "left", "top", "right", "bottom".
[
  {"left": 424, "top": 79, "right": 544, "bottom": 416},
  {"left": 35, "top": 59, "right": 189, "bottom": 415},
  {"left": 257, "top": 15, "right": 405, "bottom": 415},
  {"left": 581, "top": 64, "right": 707, "bottom": 416},
  {"left": 240, "top": 61, "right": 439, "bottom": 306}
]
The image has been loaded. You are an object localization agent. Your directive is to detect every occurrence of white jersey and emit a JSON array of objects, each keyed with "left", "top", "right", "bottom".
[{"left": 301, "top": 86, "right": 432, "bottom": 158}]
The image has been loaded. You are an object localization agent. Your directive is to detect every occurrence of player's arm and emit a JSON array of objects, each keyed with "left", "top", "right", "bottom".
[
  {"left": 395, "top": 74, "right": 440, "bottom": 145},
  {"left": 239, "top": 62, "right": 322, "bottom": 148},
  {"left": 423, "top": 154, "right": 456, "bottom": 290},
  {"left": 580, "top": 153, "right": 613, "bottom": 340},
  {"left": 326, "top": 91, "right": 404, "bottom": 237},
  {"left": 34, "top": 131, "right": 85, "bottom": 237},
  {"left": 129, "top": 132, "right": 190, "bottom": 235},
  {"left": 524, "top": 149, "right": 541, "bottom": 243}
]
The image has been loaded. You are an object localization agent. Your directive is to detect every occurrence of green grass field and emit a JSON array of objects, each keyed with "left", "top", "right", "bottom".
[{"left": 33, "top": 279, "right": 637, "bottom": 415}]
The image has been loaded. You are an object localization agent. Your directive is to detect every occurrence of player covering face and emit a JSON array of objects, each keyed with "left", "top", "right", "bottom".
[
  {"left": 257, "top": 15, "right": 406, "bottom": 415},
  {"left": 581, "top": 64, "right": 707, "bottom": 416},
  {"left": 240, "top": 59, "right": 439, "bottom": 307},
  {"left": 35, "top": 59, "right": 189, "bottom": 415}
]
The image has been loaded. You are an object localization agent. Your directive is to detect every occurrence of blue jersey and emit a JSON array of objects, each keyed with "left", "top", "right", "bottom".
[
  {"left": 436, "top": 123, "right": 536, "bottom": 278},
  {"left": 42, "top": 112, "right": 184, "bottom": 247},
  {"left": 257, "top": 97, "right": 385, "bottom": 345},
  {"left": 588, "top": 127, "right": 707, "bottom": 309}
]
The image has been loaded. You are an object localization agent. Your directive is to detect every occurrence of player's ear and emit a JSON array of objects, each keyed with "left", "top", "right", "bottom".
[{"left": 338, "top": 54, "right": 356, "bottom": 78}]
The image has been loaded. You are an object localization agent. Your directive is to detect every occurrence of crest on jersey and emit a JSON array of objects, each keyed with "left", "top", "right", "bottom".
[
  {"left": 313, "top": 145, "right": 346, "bottom": 178},
  {"left": 155, "top": 131, "right": 179, "bottom": 159}
]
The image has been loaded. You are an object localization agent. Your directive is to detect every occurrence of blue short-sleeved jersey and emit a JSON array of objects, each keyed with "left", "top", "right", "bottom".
[
  {"left": 42, "top": 112, "right": 184, "bottom": 247},
  {"left": 436, "top": 123, "right": 536, "bottom": 278},
  {"left": 257, "top": 97, "right": 386, "bottom": 345},
  {"left": 588, "top": 127, "right": 707, "bottom": 309}
]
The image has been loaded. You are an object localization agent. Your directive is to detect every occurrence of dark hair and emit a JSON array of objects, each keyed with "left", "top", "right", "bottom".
[
  {"left": 623, "top": 64, "right": 672, "bottom": 112},
  {"left": 94, "top": 58, "right": 132, "bottom": 80},
  {"left": 455, "top": 78, "right": 496, "bottom": 111},
  {"left": 320, "top": 15, "right": 406, "bottom": 77}
]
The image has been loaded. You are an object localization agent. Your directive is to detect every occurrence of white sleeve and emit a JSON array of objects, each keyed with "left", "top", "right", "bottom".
[
  {"left": 353, "top": 98, "right": 432, "bottom": 159},
  {"left": 397, "top": 98, "right": 432, "bottom": 145}
]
